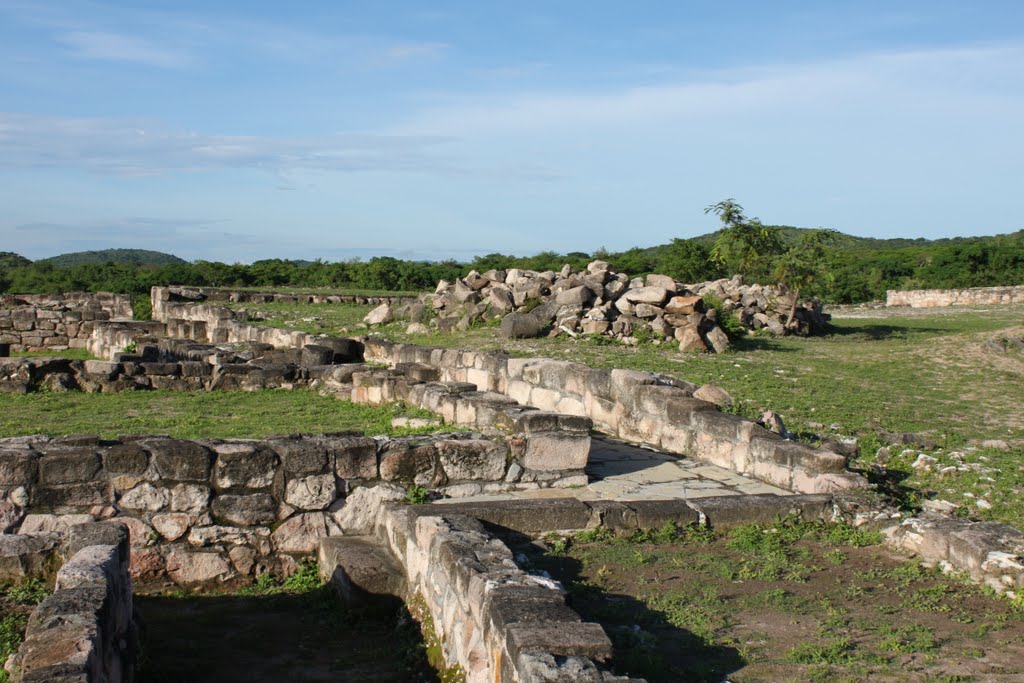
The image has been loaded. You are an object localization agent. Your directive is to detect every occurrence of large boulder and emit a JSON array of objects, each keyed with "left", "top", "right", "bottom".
[{"left": 500, "top": 313, "right": 542, "bottom": 339}]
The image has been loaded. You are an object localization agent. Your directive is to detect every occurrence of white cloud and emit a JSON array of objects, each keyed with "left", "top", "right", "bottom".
[
  {"left": 0, "top": 113, "right": 462, "bottom": 176},
  {"left": 396, "top": 44, "right": 1024, "bottom": 135},
  {"left": 55, "top": 30, "right": 193, "bottom": 68},
  {"left": 383, "top": 41, "right": 449, "bottom": 61}
]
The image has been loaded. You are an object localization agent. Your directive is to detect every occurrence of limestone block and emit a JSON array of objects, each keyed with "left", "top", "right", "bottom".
[
  {"left": 285, "top": 474, "right": 337, "bottom": 510},
  {"left": 328, "top": 437, "right": 379, "bottom": 479},
  {"left": 118, "top": 483, "right": 169, "bottom": 512},
  {"left": 332, "top": 483, "right": 405, "bottom": 534},
  {"left": 271, "top": 512, "right": 339, "bottom": 553},
  {"left": 269, "top": 438, "right": 329, "bottom": 474},
  {"left": 437, "top": 439, "right": 507, "bottom": 481},
  {"left": 0, "top": 449, "right": 37, "bottom": 486},
  {"left": 211, "top": 493, "right": 276, "bottom": 526},
  {"left": 212, "top": 442, "right": 278, "bottom": 489},
  {"left": 37, "top": 450, "right": 101, "bottom": 485},
  {"left": 169, "top": 483, "right": 211, "bottom": 513},
  {"left": 147, "top": 439, "right": 213, "bottom": 481},
  {"left": 101, "top": 443, "right": 148, "bottom": 475},
  {"left": 152, "top": 512, "right": 190, "bottom": 541},
  {"left": 379, "top": 443, "right": 442, "bottom": 486},
  {"left": 522, "top": 433, "right": 590, "bottom": 471},
  {"left": 622, "top": 286, "right": 669, "bottom": 305},
  {"left": 166, "top": 548, "right": 232, "bottom": 585}
]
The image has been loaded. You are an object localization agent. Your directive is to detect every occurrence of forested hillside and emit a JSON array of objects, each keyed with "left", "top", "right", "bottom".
[
  {"left": 41, "top": 249, "right": 187, "bottom": 267},
  {"left": 1, "top": 228, "right": 1022, "bottom": 304}
]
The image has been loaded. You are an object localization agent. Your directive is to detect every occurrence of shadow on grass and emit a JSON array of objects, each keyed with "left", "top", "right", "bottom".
[
  {"left": 135, "top": 588, "right": 437, "bottom": 683},
  {"left": 496, "top": 529, "right": 745, "bottom": 683},
  {"left": 820, "top": 322, "right": 948, "bottom": 341}
]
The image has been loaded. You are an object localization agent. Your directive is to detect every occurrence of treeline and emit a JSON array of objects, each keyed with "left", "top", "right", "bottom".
[{"left": 1, "top": 229, "right": 1022, "bottom": 305}]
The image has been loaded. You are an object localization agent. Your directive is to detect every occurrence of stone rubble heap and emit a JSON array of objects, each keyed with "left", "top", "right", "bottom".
[
  {"left": 367, "top": 262, "right": 829, "bottom": 352},
  {"left": 689, "top": 275, "right": 829, "bottom": 336}
]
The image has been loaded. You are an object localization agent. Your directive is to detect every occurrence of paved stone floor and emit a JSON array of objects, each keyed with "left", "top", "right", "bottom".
[{"left": 438, "top": 436, "right": 791, "bottom": 504}]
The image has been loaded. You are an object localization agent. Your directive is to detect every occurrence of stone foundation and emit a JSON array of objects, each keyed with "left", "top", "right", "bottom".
[
  {"left": 0, "top": 293, "right": 133, "bottom": 352},
  {"left": 886, "top": 285, "right": 1024, "bottom": 308},
  {"left": 0, "top": 428, "right": 590, "bottom": 587},
  {"left": 146, "top": 286, "right": 866, "bottom": 496}
]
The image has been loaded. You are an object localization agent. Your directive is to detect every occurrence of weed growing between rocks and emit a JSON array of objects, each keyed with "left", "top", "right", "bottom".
[
  {"left": 0, "top": 578, "right": 53, "bottom": 683},
  {"left": 518, "top": 519, "right": 1024, "bottom": 682}
]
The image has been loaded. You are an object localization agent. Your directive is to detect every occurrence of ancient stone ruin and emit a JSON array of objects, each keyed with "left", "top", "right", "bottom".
[
  {"left": 0, "top": 293, "right": 133, "bottom": 352},
  {"left": 886, "top": 284, "right": 1024, "bottom": 308},
  {"left": 0, "top": 284, "right": 1022, "bottom": 682}
]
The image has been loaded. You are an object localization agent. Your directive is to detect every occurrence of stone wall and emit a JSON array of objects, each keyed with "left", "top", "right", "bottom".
[
  {"left": 886, "top": 285, "right": 1024, "bottom": 308},
  {"left": 147, "top": 287, "right": 866, "bottom": 495},
  {"left": 0, "top": 428, "right": 591, "bottom": 587},
  {"left": 0, "top": 293, "right": 133, "bottom": 351},
  {"left": 8, "top": 522, "right": 137, "bottom": 683},
  {"left": 363, "top": 339, "right": 866, "bottom": 495},
  {"left": 163, "top": 285, "right": 413, "bottom": 307}
]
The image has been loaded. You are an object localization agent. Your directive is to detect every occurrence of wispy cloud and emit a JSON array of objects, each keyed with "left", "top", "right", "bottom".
[
  {"left": 398, "top": 43, "right": 1024, "bottom": 135},
  {"left": 55, "top": 30, "right": 193, "bottom": 68},
  {"left": 0, "top": 113, "right": 462, "bottom": 176},
  {"left": 383, "top": 41, "right": 448, "bottom": 61}
]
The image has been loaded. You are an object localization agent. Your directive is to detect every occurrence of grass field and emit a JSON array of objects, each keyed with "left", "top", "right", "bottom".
[
  {"left": 522, "top": 520, "right": 1024, "bottom": 682},
  {"left": 0, "top": 389, "right": 448, "bottom": 440}
]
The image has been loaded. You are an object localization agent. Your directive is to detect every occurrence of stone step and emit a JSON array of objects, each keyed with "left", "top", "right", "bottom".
[{"left": 317, "top": 536, "right": 407, "bottom": 605}]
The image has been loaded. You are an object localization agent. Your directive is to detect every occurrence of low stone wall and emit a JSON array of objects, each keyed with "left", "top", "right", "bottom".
[
  {"left": 0, "top": 428, "right": 590, "bottom": 587},
  {"left": 363, "top": 339, "right": 865, "bottom": 495},
  {"left": 326, "top": 492, "right": 842, "bottom": 682},
  {"left": 0, "top": 293, "right": 133, "bottom": 351},
  {"left": 884, "top": 512, "right": 1024, "bottom": 597},
  {"left": 359, "top": 503, "right": 639, "bottom": 682},
  {"left": 163, "top": 285, "right": 414, "bottom": 307},
  {"left": 9, "top": 522, "right": 137, "bottom": 683},
  {"left": 145, "top": 286, "right": 866, "bottom": 495},
  {"left": 886, "top": 285, "right": 1024, "bottom": 308}
]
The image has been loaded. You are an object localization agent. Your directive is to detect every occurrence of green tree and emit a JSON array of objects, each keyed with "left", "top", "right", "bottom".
[
  {"left": 772, "top": 229, "right": 838, "bottom": 326},
  {"left": 706, "top": 199, "right": 784, "bottom": 279}
]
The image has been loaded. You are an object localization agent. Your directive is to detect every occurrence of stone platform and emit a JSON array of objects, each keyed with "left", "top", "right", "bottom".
[{"left": 437, "top": 436, "right": 792, "bottom": 505}]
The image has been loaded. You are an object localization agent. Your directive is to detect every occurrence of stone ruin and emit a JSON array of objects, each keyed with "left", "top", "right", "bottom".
[
  {"left": 886, "top": 284, "right": 1024, "bottom": 308},
  {"left": 0, "top": 293, "right": 134, "bottom": 352},
  {"left": 0, "top": 285, "right": 1022, "bottom": 682},
  {"left": 365, "top": 262, "right": 829, "bottom": 354}
]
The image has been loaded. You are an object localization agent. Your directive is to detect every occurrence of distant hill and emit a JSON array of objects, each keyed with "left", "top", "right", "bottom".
[
  {"left": 0, "top": 252, "right": 32, "bottom": 271},
  {"left": 686, "top": 226, "right": 1024, "bottom": 252},
  {"left": 41, "top": 249, "right": 187, "bottom": 267}
]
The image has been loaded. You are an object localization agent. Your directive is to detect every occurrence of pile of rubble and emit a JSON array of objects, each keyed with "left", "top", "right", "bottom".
[
  {"left": 690, "top": 275, "right": 829, "bottom": 336},
  {"left": 364, "top": 262, "right": 829, "bottom": 353}
]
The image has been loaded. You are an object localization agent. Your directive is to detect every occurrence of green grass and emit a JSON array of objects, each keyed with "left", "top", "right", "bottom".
[
  {"left": 10, "top": 348, "right": 97, "bottom": 360},
  {"left": 0, "top": 579, "right": 54, "bottom": 681},
  {"left": 231, "top": 286, "right": 424, "bottom": 297},
  {"left": 523, "top": 518, "right": 1024, "bottom": 683},
  {"left": 0, "top": 389, "right": 450, "bottom": 440},
  {"left": 242, "top": 301, "right": 1024, "bottom": 444},
  {"left": 228, "top": 302, "right": 375, "bottom": 336}
]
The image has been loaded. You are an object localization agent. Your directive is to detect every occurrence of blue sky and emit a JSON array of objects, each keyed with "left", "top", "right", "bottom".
[{"left": 1, "top": 1, "right": 1022, "bottom": 263}]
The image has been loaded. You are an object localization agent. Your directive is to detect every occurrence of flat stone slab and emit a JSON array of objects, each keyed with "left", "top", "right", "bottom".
[{"left": 317, "top": 536, "right": 406, "bottom": 604}]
